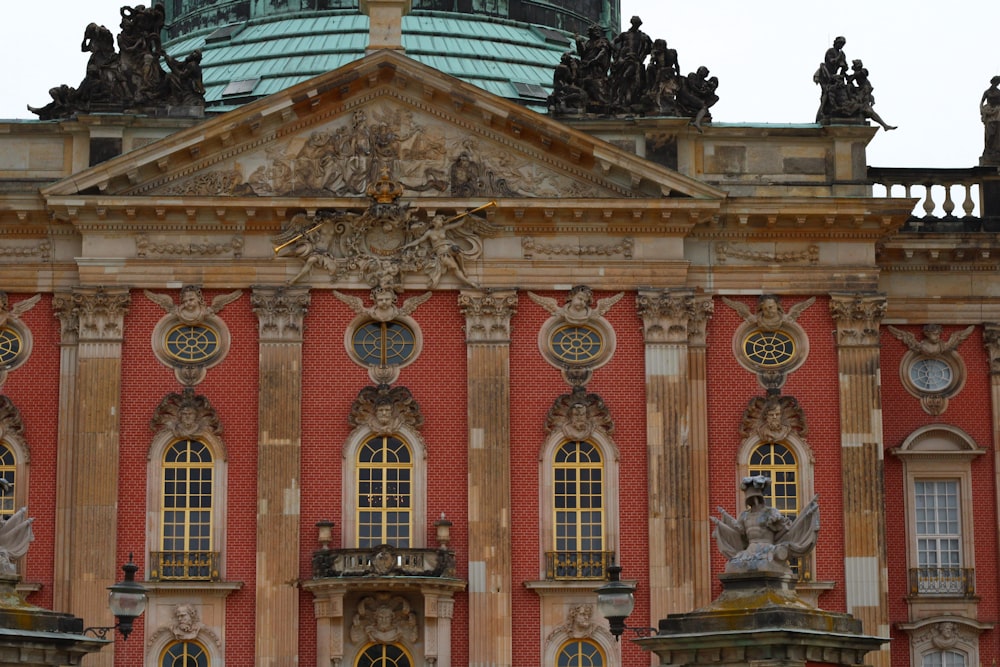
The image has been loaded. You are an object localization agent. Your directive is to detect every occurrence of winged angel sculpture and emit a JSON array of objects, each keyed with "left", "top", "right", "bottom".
[
  {"left": 886, "top": 324, "right": 974, "bottom": 357},
  {"left": 527, "top": 286, "right": 624, "bottom": 325},
  {"left": 722, "top": 294, "right": 815, "bottom": 331},
  {"left": 0, "top": 480, "right": 33, "bottom": 576},
  {"left": 144, "top": 285, "right": 242, "bottom": 324},
  {"left": 711, "top": 475, "right": 819, "bottom": 575}
]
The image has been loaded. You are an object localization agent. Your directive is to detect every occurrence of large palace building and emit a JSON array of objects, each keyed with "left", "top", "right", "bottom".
[{"left": 1, "top": 1, "right": 999, "bottom": 666}]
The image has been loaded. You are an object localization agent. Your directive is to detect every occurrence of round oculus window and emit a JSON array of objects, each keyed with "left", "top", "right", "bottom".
[
  {"left": 908, "top": 357, "right": 954, "bottom": 393},
  {"left": 352, "top": 321, "right": 416, "bottom": 366},
  {"left": 743, "top": 330, "right": 795, "bottom": 368},
  {"left": 550, "top": 324, "right": 604, "bottom": 365},
  {"left": 0, "top": 328, "right": 22, "bottom": 367},
  {"left": 165, "top": 324, "right": 221, "bottom": 364}
]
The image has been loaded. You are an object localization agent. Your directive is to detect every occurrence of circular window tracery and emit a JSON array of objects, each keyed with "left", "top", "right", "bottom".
[
  {"left": 0, "top": 328, "right": 23, "bottom": 368},
  {"left": 165, "top": 324, "right": 221, "bottom": 364},
  {"left": 908, "top": 357, "right": 954, "bottom": 393},
  {"left": 352, "top": 321, "right": 417, "bottom": 366},
  {"left": 743, "top": 329, "right": 795, "bottom": 368},
  {"left": 550, "top": 325, "right": 604, "bottom": 365}
]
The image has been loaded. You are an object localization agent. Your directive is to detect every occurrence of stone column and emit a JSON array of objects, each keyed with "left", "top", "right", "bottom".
[
  {"left": 50, "top": 297, "right": 79, "bottom": 614},
  {"left": 251, "top": 286, "right": 310, "bottom": 667},
  {"left": 458, "top": 289, "right": 517, "bottom": 667},
  {"left": 53, "top": 287, "right": 130, "bottom": 667},
  {"left": 637, "top": 289, "right": 714, "bottom": 620},
  {"left": 829, "top": 292, "right": 890, "bottom": 667},
  {"left": 984, "top": 325, "right": 1000, "bottom": 583}
]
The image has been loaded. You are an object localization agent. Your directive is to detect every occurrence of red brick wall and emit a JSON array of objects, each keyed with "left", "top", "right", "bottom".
[
  {"left": 511, "top": 291, "right": 649, "bottom": 665},
  {"left": 705, "top": 296, "right": 846, "bottom": 610},
  {"left": 881, "top": 325, "right": 997, "bottom": 667}
]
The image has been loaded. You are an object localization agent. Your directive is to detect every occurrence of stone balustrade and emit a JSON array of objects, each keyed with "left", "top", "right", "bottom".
[
  {"left": 868, "top": 166, "right": 1000, "bottom": 231},
  {"left": 312, "top": 544, "right": 457, "bottom": 579}
]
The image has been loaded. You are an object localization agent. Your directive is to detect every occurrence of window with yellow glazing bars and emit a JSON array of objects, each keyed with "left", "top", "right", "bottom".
[
  {"left": 357, "top": 435, "right": 412, "bottom": 548},
  {"left": 161, "top": 439, "right": 214, "bottom": 580},
  {"left": 553, "top": 440, "right": 605, "bottom": 579},
  {"left": 0, "top": 443, "right": 14, "bottom": 518}
]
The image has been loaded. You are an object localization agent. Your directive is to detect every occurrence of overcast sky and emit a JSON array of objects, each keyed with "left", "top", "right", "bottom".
[{"left": 2, "top": 1, "right": 997, "bottom": 169}]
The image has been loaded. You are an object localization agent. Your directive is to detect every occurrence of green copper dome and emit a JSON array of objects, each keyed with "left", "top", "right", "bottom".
[{"left": 162, "top": 1, "right": 620, "bottom": 110}]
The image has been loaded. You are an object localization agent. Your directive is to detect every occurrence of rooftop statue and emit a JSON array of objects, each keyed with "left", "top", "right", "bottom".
[
  {"left": 551, "top": 18, "right": 718, "bottom": 128},
  {"left": 982, "top": 75, "right": 1000, "bottom": 165},
  {"left": 711, "top": 475, "right": 819, "bottom": 576},
  {"left": 813, "top": 36, "right": 895, "bottom": 131},
  {"left": 29, "top": 3, "right": 205, "bottom": 119}
]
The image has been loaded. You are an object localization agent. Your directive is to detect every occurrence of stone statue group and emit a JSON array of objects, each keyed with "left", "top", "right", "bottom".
[
  {"left": 548, "top": 16, "right": 719, "bottom": 130},
  {"left": 29, "top": 3, "right": 205, "bottom": 120}
]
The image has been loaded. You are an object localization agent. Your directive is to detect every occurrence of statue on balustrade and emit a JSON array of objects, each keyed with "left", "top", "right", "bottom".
[
  {"left": 711, "top": 475, "right": 819, "bottom": 576},
  {"left": 29, "top": 3, "right": 205, "bottom": 119},
  {"left": 813, "top": 36, "right": 895, "bottom": 130},
  {"left": 675, "top": 66, "right": 719, "bottom": 132},
  {"left": 981, "top": 75, "right": 1000, "bottom": 165}
]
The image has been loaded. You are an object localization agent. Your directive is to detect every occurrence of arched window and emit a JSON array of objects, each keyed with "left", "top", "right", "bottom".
[
  {"left": 356, "top": 642, "right": 412, "bottom": 667},
  {"left": 160, "top": 640, "right": 210, "bottom": 667},
  {"left": 0, "top": 443, "right": 15, "bottom": 517},
  {"left": 922, "top": 650, "right": 967, "bottom": 667},
  {"left": 556, "top": 639, "right": 605, "bottom": 667},
  {"left": 748, "top": 442, "right": 798, "bottom": 515},
  {"left": 551, "top": 440, "right": 607, "bottom": 579},
  {"left": 159, "top": 439, "right": 215, "bottom": 580},
  {"left": 357, "top": 435, "right": 413, "bottom": 548}
]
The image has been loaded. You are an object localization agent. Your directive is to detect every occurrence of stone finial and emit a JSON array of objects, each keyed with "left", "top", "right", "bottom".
[{"left": 360, "top": 0, "right": 412, "bottom": 53}]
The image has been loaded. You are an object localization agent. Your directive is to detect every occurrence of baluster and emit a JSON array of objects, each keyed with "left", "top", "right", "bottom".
[
  {"left": 922, "top": 183, "right": 936, "bottom": 220},
  {"left": 942, "top": 182, "right": 956, "bottom": 218},
  {"left": 962, "top": 182, "right": 976, "bottom": 217}
]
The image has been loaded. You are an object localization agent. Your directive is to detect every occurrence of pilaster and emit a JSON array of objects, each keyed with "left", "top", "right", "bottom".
[
  {"left": 637, "top": 289, "right": 714, "bottom": 620},
  {"left": 984, "top": 324, "right": 1000, "bottom": 597},
  {"left": 53, "top": 286, "right": 130, "bottom": 667},
  {"left": 458, "top": 289, "right": 517, "bottom": 667},
  {"left": 829, "top": 291, "right": 890, "bottom": 667},
  {"left": 251, "top": 285, "right": 310, "bottom": 667}
]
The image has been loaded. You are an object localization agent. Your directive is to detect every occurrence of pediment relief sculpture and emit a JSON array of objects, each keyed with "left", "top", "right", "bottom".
[
  {"left": 154, "top": 103, "right": 613, "bottom": 199},
  {"left": 150, "top": 387, "right": 223, "bottom": 441},
  {"left": 545, "top": 386, "right": 614, "bottom": 442},
  {"left": 350, "top": 593, "right": 418, "bottom": 645},
  {"left": 273, "top": 171, "right": 500, "bottom": 289},
  {"left": 740, "top": 395, "right": 808, "bottom": 445},
  {"left": 349, "top": 384, "right": 424, "bottom": 435}
]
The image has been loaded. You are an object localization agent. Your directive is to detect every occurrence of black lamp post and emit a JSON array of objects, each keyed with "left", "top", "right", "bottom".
[
  {"left": 594, "top": 563, "right": 635, "bottom": 641},
  {"left": 84, "top": 554, "right": 148, "bottom": 641}
]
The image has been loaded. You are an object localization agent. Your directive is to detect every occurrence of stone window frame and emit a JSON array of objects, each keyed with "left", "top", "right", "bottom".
[
  {"left": 342, "top": 424, "right": 427, "bottom": 549},
  {"left": 0, "top": 319, "right": 32, "bottom": 372},
  {"left": 157, "top": 639, "right": 212, "bottom": 666},
  {"left": 0, "top": 432, "right": 29, "bottom": 577},
  {"left": 736, "top": 430, "right": 817, "bottom": 583},
  {"left": 146, "top": 430, "right": 229, "bottom": 582},
  {"left": 151, "top": 314, "right": 232, "bottom": 372},
  {"left": 538, "top": 430, "right": 620, "bottom": 581},
  {"left": 891, "top": 425, "right": 984, "bottom": 610},
  {"left": 730, "top": 320, "right": 810, "bottom": 378},
  {"left": 537, "top": 317, "right": 616, "bottom": 373},
  {"left": 552, "top": 638, "right": 608, "bottom": 667},
  {"left": 898, "top": 616, "right": 992, "bottom": 667},
  {"left": 343, "top": 313, "right": 424, "bottom": 385},
  {"left": 355, "top": 641, "right": 415, "bottom": 667}
]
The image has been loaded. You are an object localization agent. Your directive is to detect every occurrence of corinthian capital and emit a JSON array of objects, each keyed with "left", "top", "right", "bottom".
[
  {"left": 985, "top": 323, "right": 1000, "bottom": 375},
  {"left": 53, "top": 287, "right": 131, "bottom": 343},
  {"left": 636, "top": 289, "right": 714, "bottom": 344},
  {"left": 829, "top": 292, "right": 886, "bottom": 347},
  {"left": 458, "top": 289, "right": 517, "bottom": 343},
  {"left": 251, "top": 286, "right": 310, "bottom": 342}
]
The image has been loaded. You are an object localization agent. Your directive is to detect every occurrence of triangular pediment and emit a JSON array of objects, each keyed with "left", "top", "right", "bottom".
[{"left": 42, "top": 50, "right": 724, "bottom": 202}]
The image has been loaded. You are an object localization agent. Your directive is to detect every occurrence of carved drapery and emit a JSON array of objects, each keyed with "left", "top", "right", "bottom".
[
  {"left": 252, "top": 285, "right": 310, "bottom": 665},
  {"left": 52, "top": 287, "right": 130, "bottom": 667},
  {"left": 638, "top": 289, "right": 713, "bottom": 617},
  {"left": 459, "top": 289, "right": 516, "bottom": 665},
  {"left": 830, "top": 291, "right": 890, "bottom": 667}
]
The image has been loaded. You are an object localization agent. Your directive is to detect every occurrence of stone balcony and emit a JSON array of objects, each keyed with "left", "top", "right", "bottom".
[{"left": 311, "top": 544, "right": 457, "bottom": 579}]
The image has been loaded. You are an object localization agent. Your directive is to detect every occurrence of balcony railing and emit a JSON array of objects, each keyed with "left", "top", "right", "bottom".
[
  {"left": 868, "top": 166, "right": 1000, "bottom": 231},
  {"left": 544, "top": 551, "right": 615, "bottom": 581},
  {"left": 312, "top": 544, "right": 457, "bottom": 579},
  {"left": 149, "top": 551, "right": 220, "bottom": 581},
  {"left": 909, "top": 567, "right": 975, "bottom": 597}
]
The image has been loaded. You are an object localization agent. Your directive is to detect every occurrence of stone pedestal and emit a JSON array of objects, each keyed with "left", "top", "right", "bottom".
[
  {"left": 0, "top": 574, "right": 107, "bottom": 666},
  {"left": 636, "top": 573, "right": 886, "bottom": 667}
]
